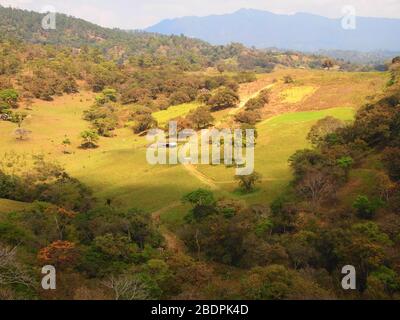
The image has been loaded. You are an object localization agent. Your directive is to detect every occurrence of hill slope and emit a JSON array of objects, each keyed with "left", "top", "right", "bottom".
[{"left": 146, "top": 8, "right": 400, "bottom": 52}]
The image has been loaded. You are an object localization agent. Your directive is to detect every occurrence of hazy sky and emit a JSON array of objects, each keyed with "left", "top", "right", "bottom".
[{"left": 1, "top": 0, "right": 400, "bottom": 29}]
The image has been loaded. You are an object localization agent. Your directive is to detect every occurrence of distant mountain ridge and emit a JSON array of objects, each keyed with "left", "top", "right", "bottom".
[{"left": 146, "top": 8, "right": 400, "bottom": 52}]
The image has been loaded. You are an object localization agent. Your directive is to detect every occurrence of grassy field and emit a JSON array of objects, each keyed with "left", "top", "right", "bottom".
[
  {"left": 280, "top": 86, "right": 317, "bottom": 103},
  {"left": 0, "top": 198, "right": 31, "bottom": 214},
  {"left": 195, "top": 107, "right": 356, "bottom": 204},
  {"left": 0, "top": 69, "right": 389, "bottom": 218},
  {"left": 153, "top": 102, "right": 200, "bottom": 125}
]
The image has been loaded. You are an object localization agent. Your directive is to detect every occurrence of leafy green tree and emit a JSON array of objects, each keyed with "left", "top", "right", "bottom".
[
  {"left": 80, "top": 130, "right": 99, "bottom": 149},
  {"left": 207, "top": 87, "right": 239, "bottom": 111},
  {"left": 96, "top": 88, "right": 118, "bottom": 104},
  {"left": 10, "top": 112, "right": 27, "bottom": 128},
  {"left": 337, "top": 156, "right": 354, "bottom": 179},
  {"left": 0, "top": 88, "right": 19, "bottom": 110},
  {"left": 353, "top": 195, "right": 383, "bottom": 219},
  {"left": 187, "top": 106, "right": 214, "bottom": 130},
  {"left": 182, "top": 189, "right": 215, "bottom": 207}
]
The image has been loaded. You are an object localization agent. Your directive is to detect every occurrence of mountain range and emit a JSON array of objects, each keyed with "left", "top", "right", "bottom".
[{"left": 146, "top": 8, "right": 400, "bottom": 52}]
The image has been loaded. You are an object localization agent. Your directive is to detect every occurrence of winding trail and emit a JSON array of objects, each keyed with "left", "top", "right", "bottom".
[
  {"left": 230, "top": 83, "right": 275, "bottom": 116},
  {"left": 182, "top": 83, "right": 275, "bottom": 189},
  {"left": 150, "top": 82, "right": 276, "bottom": 254},
  {"left": 151, "top": 201, "right": 181, "bottom": 223},
  {"left": 182, "top": 163, "right": 219, "bottom": 190},
  {"left": 151, "top": 201, "right": 186, "bottom": 253}
]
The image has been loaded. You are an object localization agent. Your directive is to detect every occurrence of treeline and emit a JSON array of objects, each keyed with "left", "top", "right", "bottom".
[{"left": 0, "top": 6, "right": 346, "bottom": 75}]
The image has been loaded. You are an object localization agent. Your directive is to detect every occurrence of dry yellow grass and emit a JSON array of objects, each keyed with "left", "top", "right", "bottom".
[{"left": 280, "top": 86, "right": 317, "bottom": 103}]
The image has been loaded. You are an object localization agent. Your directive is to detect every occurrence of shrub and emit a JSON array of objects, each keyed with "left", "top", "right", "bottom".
[
  {"left": 207, "top": 87, "right": 239, "bottom": 111},
  {"left": 353, "top": 195, "right": 383, "bottom": 219},
  {"left": 80, "top": 130, "right": 99, "bottom": 149},
  {"left": 168, "top": 91, "right": 192, "bottom": 106}
]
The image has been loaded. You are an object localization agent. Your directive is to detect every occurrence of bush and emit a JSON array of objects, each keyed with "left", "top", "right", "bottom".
[
  {"left": 168, "top": 91, "right": 192, "bottom": 106},
  {"left": 207, "top": 87, "right": 239, "bottom": 111},
  {"left": 132, "top": 113, "right": 157, "bottom": 134},
  {"left": 353, "top": 195, "right": 383, "bottom": 219},
  {"left": 0, "top": 88, "right": 19, "bottom": 110},
  {"left": 283, "top": 75, "right": 294, "bottom": 84},
  {"left": 234, "top": 72, "right": 257, "bottom": 84},
  {"left": 235, "top": 110, "right": 261, "bottom": 125},
  {"left": 80, "top": 130, "right": 99, "bottom": 149}
]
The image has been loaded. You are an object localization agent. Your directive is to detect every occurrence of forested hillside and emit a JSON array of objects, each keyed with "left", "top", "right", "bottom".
[{"left": 0, "top": 5, "right": 352, "bottom": 72}]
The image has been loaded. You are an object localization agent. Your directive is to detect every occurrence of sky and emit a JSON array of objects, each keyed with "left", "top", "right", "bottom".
[{"left": 1, "top": 0, "right": 400, "bottom": 29}]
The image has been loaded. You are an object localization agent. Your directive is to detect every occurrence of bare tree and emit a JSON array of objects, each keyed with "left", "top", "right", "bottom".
[
  {"left": 14, "top": 128, "right": 32, "bottom": 140},
  {"left": 297, "top": 170, "right": 336, "bottom": 208},
  {"left": 0, "top": 245, "right": 35, "bottom": 288},
  {"left": 103, "top": 275, "right": 149, "bottom": 300}
]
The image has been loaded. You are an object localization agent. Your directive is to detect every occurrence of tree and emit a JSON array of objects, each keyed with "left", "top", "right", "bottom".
[
  {"left": 337, "top": 156, "right": 354, "bottom": 180},
  {"left": 101, "top": 88, "right": 118, "bottom": 102},
  {"left": 103, "top": 275, "right": 150, "bottom": 300},
  {"left": 235, "top": 110, "right": 261, "bottom": 125},
  {"left": 132, "top": 113, "right": 157, "bottom": 134},
  {"left": 375, "top": 172, "right": 396, "bottom": 201},
  {"left": 283, "top": 75, "right": 294, "bottom": 84},
  {"left": 353, "top": 195, "right": 383, "bottom": 219},
  {"left": 207, "top": 87, "right": 239, "bottom": 111},
  {"left": 0, "top": 89, "right": 19, "bottom": 110},
  {"left": 235, "top": 171, "right": 262, "bottom": 193},
  {"left": 216, "top": 62, "right": 226, "bottom": 73},
  {"left": 168, "top": 91, "right": 192, "bottom": 106},
  {"left": 307, "top": 116, "right": 344, "bottom": 146},
  {"left": 322, "top": 59, "right": 334, "bottom": 70},
  {"left": 38, "top": 240, "right": 78, "bottom": 269},
  {"left": 382, "top": 147, "right": 400, "bottom": 182},
  {"left": 242, "top": 265, "right": 331, "bottom": 300},
  {"left": 10, "top": 112, "right": 27, "bottom": 128},
  {"left": 80, "top": 130, "right": 99, "bottom": 149},
  {"left": 392, "top": 56, "right": 400, "bottom": 64},
  {"left": 182, "top": 189, "right": 215, "bottom": 207},
  {"left": 187, "top": 106, "right": 214, "bottom": 130},
  {"left": 297, "top": 169, "right": 336, "bottom": 207},
  {"left": 14, "top": 128, "right": 31, "bottom": 140},
  {"left": 196, "top": 89, "right": 212, "bottom": 104},
  {"left": 0, "top": 245, "right": 35, "bottom": 289},
  {"left": 93, "top": 117, "right": 118, "bottom": 137}
]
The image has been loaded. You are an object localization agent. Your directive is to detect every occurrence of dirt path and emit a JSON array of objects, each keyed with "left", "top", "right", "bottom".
[
  {"left": 151, "top": 201, "right": 181, "bottom": 222},
  {"left": 160, "top": 226, "right": 186, "bottom": 254},
  {"left": 150, "top": 82, "right": 276, "bottom": 254},
  {"left": 151, "top": 201, "right": 186, "bottom": 253},
  {"left": 182, "top": 163, "right": 219, "bottom": 190},
  {"left": 214, "top": 83, "right": 274, "bottom": 128},
  {"left": 229, "top": 83, "right": 275, "bottom": 116}
]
